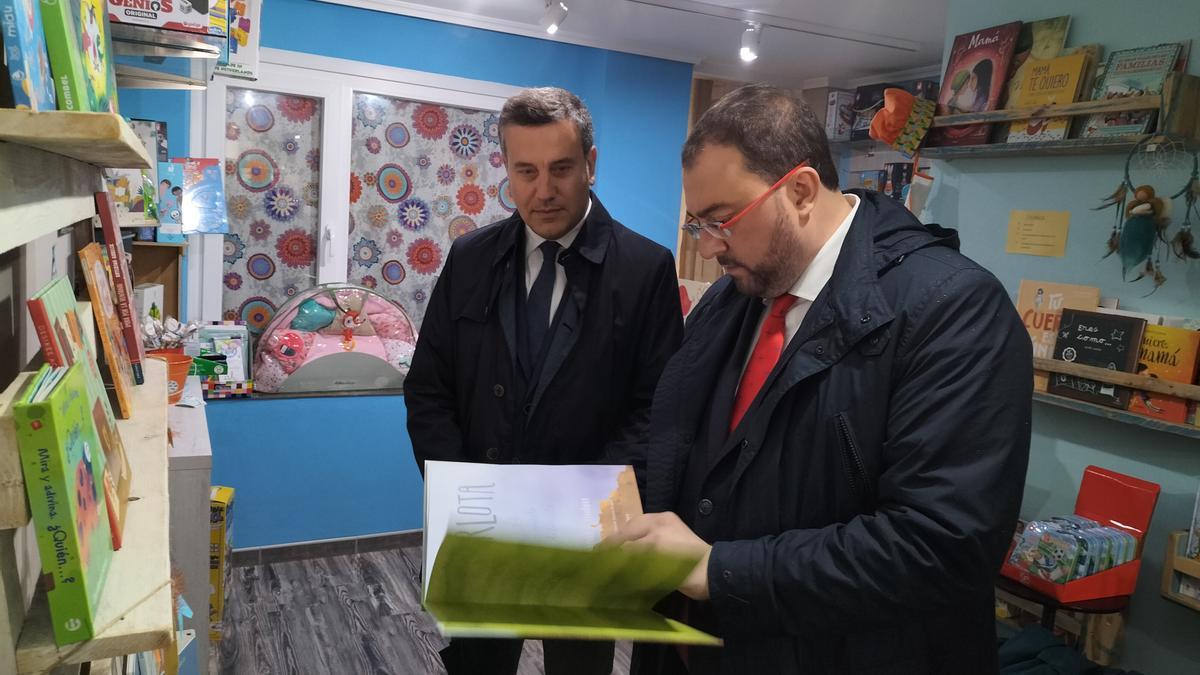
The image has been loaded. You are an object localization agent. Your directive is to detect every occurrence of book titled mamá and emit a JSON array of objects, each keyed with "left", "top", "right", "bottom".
[
  {"left": 928, "top": 21, "right": 1022, "bottom": 147},
  {"left": 13, "top": 362, "right": 113, "bottom": 646},
  {"left": 422, "top": 461, "right": 719, "bottom": 645},
  {"left": 1127, "top": 325, "right": 1200, "bottom": 424}
]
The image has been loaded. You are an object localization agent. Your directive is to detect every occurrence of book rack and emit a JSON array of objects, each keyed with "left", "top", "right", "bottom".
[
  {"left": 923, "top": 72, "right": 1200, "bottom": 159},
  {"left": 0, "top": 360, "right": 174, "bottom": 674},
  {"left": 1161, "top": 531, "right": 1200, "bottom": 613},
  {"left": 1032, "top": 358, "right": 1200, "bottom": 441}
]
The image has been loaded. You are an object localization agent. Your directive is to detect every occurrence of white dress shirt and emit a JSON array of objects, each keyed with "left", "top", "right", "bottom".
[
  {"left": 524, "top": 198, "right": 592, "bottom": 325},
  {"left": 740, "top": 193, "right": 861, "bottom": 377}
]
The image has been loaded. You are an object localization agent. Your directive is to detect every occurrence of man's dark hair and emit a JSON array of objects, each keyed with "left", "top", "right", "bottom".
[
  {"left": 499, "top": 87, "right": 594, "bottom": 157},
  {"left": 682, "top": 83, "right": 839, "bottom": 190}
]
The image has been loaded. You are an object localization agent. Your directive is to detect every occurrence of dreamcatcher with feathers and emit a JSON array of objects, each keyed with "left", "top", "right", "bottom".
[{"left": 1094, "top": 131, "right": 1200, "bottom": 296}]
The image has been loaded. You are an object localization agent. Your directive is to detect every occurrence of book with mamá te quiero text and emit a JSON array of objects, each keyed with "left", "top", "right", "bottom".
[
  {"left": 422, "top": 461, "right": 720, "bottom": 645},
  {"left": 13, "top": 362, "right": 113, "bottom": 645}
]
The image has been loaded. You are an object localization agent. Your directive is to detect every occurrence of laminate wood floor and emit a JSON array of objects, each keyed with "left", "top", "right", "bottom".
[{"left": 218, "top": 545, "right": 632, "bottom": 675}]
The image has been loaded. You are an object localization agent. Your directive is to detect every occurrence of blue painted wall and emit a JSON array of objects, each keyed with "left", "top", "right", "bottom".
[
  {"left": 930, "top": 2, "right": 1200, "bottom": 671},
  {"left": 117, "top": 2, "right": 692, "bottom": 548}
]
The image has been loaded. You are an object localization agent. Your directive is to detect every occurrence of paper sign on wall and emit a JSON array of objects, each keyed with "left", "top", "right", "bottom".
[{"left": 1006, "top": 210, "right": 1070, "bottom": 257}]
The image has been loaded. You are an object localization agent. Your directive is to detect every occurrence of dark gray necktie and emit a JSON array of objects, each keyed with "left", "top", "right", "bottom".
[{"left": 525, "top": 240, "right": 561, "bottom": 367}]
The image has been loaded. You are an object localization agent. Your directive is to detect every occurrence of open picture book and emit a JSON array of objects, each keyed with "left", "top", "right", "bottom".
[{"left": 422, "top": 461, "right": 720, "bottom": 646}]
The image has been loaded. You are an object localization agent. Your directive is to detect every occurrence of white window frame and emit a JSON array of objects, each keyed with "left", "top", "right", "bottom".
[{"left": 194, "top": 47, "right": 522, "bottom": 322}]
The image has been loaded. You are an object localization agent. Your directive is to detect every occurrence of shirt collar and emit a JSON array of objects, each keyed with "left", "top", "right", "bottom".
[
  {"left": 785, "top": 192, "right": 860, "bottom": 302},
  {"left": 525, "top": 198, "right": 592, "bottom": 260}
]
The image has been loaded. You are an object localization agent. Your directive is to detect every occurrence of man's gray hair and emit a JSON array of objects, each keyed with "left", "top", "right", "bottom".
[{"left": 499, "top": 87, "right": 594, "bottom": 156}]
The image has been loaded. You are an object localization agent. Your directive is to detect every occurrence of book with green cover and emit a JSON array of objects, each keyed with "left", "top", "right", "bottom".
[
  {"left": 27, "top": 276, "right": 131, "bottom": 550},
  {"left": 422, "top": 461, "right": 720, "bottom": 645},
  {"left": 39, "top": 0, "right": 118, "bottom": 112},
  {"left": 14, "top": 362, "right": 114, "bottom": 646}
]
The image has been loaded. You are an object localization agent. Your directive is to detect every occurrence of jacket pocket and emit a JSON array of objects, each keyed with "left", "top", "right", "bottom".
[{"left": 835, "top": 412, "right": 868, "bottom": 499}]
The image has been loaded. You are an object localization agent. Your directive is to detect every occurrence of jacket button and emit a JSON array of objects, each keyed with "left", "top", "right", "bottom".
[
  {"left": 870, "top": 335, "right": 879, "bottom": 344},
  {"left": 722, "top": 570, "right": 733, "bottom": 582},
  {"left": 815, "top": 345, "right": 824, "bottom": 355},
  {"left": 523, "top": 403, "right": 533, "bottom": 415},
  {"left": 697, "top": 498, "right": 713, "bottom": 516},
  {"left": 860, "top": 313, "right": 871, "bottom": 324},
  {"left": 485, "top": 447, "right": 500, "bottom": 460},
  {"left": 739, "top": 440, "right": 748, "bottom": 451},
  {"left": 493, "top": 384, "right": 505, "bottom": 398}
]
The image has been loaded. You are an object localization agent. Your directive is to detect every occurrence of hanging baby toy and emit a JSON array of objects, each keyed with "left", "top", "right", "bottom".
[{"left": 1093, "top": 132, "right": 1200, "bottom": 296}]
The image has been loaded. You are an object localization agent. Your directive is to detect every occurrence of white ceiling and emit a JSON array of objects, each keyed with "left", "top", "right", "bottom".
[{"left": 327, "top": 0, "right": 948, "bottom": 88}]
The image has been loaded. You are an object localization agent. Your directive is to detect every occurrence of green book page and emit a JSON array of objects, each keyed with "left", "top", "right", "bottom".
[{"left": 425, "top": 533, "right": 720, "bottom": 645}]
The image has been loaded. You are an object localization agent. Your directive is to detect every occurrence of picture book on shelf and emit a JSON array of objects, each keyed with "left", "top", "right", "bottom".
[
  {"left": 28, "top": 276, "right": 131, "bottom": 548},
  {"left": 1015, "top": 280, "right": 1101, "bottom": 392},
  {"left": 1006, "top": 52, "right": 1089, "bottom": 143},
  {"left": 1047, "top": 308, "right": 1146, "bottom": 408},
  {"left": 0, "top": 0, "right": 57, "bottom": 110},
  {"left": 1081, "top": 43, "right": 1182, "bottom": 138},
  {"left": 928, "top": 21, "right": 1022, "bottom": 147},
  {"left": 423, "top": 461, "right": 719, "bottom": 645},
  {"left": 79, "top": 243, "right": 136, "bottom": 418},
  {"left": 1126, "top": 325, "right": 1200, "bottom": 424},
  {"left": 104, "top": 119, "right": 166, "bottom": 227},
  {"left": 96, "top": 191, "right": 146, "bottom": 384},
  {"left": 13, "top": 362, "right": 113, "bottom": 646},
  {"left": 1187, "top": 483, "right": 1200, "bottom": 559},
  {"left": 173, "top": 158, "right": 230, "bottom": 235},
  {"left": 1002, "top": 15, "right": 1071, "bottom": 109},
  {"left": 39, "top": 0, "right": 119, "bottom": 113},
  {"left": 155, "top": 161, "right": 185, "bottom": 243}
]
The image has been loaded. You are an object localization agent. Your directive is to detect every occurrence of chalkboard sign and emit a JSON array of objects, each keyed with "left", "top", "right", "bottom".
[{"left": 1048, "top": 309, "right": 1147, "bottom": 408}]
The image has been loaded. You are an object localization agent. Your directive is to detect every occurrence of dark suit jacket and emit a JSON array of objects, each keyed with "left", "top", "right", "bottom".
[
  {"left": 406, "top": 194, "right": 683, "bottom": 470},
  {"left": 634, "top": 191, "right": 1032, "bottom": 675}
]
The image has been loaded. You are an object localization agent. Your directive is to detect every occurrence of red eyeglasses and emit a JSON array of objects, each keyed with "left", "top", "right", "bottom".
[{"left": 682, "top": 161, "right": 810, "bottom": 240}]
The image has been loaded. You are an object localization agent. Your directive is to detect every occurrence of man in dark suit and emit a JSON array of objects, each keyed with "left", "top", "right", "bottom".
[
  {"left": 406, "top": 87, "right": 683, "bottom": 675},
  {"left": 612, "top": 84, "right": 1032, "bottom": 674}
]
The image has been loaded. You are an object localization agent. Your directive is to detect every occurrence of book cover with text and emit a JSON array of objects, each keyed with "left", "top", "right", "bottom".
[
  {"left": 1127, "top": 325, "right": 1200, "bottom": 424},
  {"left": 1048, "top": 308, "right": 1146, "bottom": 408},
  {"left": 14, "top": 362, "right": 113, "bottom": 645},
  {"left": 1082, "top": 43, "right": 1181, "bottom": 137},
  {"left": 928, "top": 21, "right": 1022, "bottom": 147},
  {"left": 1016, "top": 280, "right": 1100, "bottom": 391},
  {"left": 1007, "top": 52, "right": 1088, "bottom": 143}
]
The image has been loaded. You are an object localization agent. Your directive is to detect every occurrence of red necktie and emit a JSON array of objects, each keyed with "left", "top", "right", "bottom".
[{"left": 729, "top": 294, "right": 797, "bottom": 432}]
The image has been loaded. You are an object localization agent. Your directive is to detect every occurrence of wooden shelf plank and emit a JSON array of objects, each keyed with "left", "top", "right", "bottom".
[
  {"left": 16, "top": 360, "right": 172, "bottom": 673},
  {"left": 922, "top": 135, "right": 1146, "bottom": 160},
  {"left": 933, "top": 95, "right": 1162, "bottom": 128},
  {"left": 0, "top": 144, "right": 104, "bottom": 256},
  {"left": 0, "top": 111, "right": 151, "bottom": 170},
  {"left": 1032, "top": 392, "right": 1200, "bottom": 441},
  {"left": 1034, "top": 357, "right": 1200, "bottom": 402}
]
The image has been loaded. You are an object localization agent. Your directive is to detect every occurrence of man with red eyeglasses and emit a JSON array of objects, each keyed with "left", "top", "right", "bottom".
[{"left": 612, "top": 84, "right": 1032, "bottom": 674}]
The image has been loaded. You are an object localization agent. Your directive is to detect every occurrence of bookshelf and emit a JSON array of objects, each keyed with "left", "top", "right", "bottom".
[
  {"left": 923, "top": 72, "right": 1200, "bottom": 160},
  {"left": 0, "top": 111, "right": 152, "bottom": 170},
  {"left": 1032, "top": 358, "right": 1200, "bottom": 442},
  {"left": 1161, "top": 531, "right": 1200, "bottom": 612},
  {"left": 0, "top": 360, "right": 174, "bottom": 673}
]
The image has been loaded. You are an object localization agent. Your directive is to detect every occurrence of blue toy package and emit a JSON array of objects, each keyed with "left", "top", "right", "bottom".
[
  {"left": 0, "top": 0, "right": 56, "bottom": 110},
  {"left": 1010, "top": 517, "right": 1141, "bottom": 584}
]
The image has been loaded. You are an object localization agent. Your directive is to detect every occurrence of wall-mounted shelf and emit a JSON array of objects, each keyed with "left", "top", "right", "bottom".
[
  {"left": 1162, "top": 531, "right": 1200, "bottom": 612},
  {"left": 923, "top": 72, "right": 1200, "bottom": 160},
  {"left": 8, "top": 360, "right": 173, "bottom": 673},
  {"left": 0, "top": 110, "right": 151, "bottom": 169},
  {"left": 1033, "top": 392, "right": 1200, "bottom": 441}
]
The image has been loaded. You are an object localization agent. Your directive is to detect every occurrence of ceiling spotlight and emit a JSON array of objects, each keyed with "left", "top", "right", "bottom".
[
  {"left": 740, "top": 21, "right": 762, "bottom": 62},
  {"left": 541, "top": 1, "right": 569, "bottom": 35}
]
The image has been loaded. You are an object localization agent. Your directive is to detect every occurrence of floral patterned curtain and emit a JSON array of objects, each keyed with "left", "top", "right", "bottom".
[
  {"left": 347, "top": 94, "right": 513, "bottom": 331},
  {"left": 222, "top": 88, "right": 323, "bottom": 334}
]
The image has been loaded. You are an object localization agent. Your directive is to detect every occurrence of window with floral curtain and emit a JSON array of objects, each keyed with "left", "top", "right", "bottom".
[
  {"left": 347, "top": 93, "right": 512, "bottom": 331},
  {"left": 222, "top": 87, "right": 323, "bottom": 334}
]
